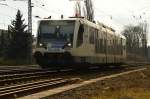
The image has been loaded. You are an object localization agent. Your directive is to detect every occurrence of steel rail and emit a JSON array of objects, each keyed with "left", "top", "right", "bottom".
[
  {"left": 0, "top": 78, "right": 79, "bottom": 98},
  {"left": 0, "top": 70, "right": 56, "bottom": 79}
]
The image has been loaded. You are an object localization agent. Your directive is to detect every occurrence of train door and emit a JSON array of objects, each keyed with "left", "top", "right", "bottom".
[
  {"left": 103, "top": 31, "right": 107, "bottom": 63},
  {"left": 94, "top": 29, "right": 98, "bottom": 55},
  {"left": 95, "top": 29, "right": 98, "bottom": 44}
]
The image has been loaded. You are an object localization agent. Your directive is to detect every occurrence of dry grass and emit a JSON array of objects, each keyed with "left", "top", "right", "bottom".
[
  {"left": 44, "top": 68, "right": 150, "bottom": 99},
  {"left": 92, "top": 88, "right": 150, "bottom": 99}
]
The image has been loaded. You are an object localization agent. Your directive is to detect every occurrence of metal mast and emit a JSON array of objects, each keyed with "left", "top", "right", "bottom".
[
  {"left": 84, "top": 0, "right": 94, "bottom": 22},
  {"left": 28, "top": 0, "right": 32, "bottom": 34},
  {"left": 75, "top": 1, "right": 81, "bottom": 17}
]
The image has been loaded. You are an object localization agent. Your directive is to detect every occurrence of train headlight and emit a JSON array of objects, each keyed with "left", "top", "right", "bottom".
[
  {"left": 39, "top": 43, "right": 43, "bottom": 47},
  {"left": 67, "top": 43, "right": 71, "bottom": 47},
  {"left": 39, "top": 43, "right": 47, "bottom": 49},
  {"left": 62, "top": 42, "right": 72, "bottom": 49}
]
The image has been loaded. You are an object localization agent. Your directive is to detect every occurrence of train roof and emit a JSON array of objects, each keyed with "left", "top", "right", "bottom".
[
  {"left": 38, "top": 18, "right": 125, "bottom": 39},
  {"left": 39, "top": 18, "right": 115, "bottom": 32}
]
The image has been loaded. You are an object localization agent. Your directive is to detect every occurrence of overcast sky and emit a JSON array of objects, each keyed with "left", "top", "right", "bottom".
[{"left": 0, "top": 0, "right": 150, "bottom": 44}]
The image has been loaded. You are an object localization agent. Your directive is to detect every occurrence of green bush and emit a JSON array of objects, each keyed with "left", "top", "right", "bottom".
[{"left": 0, "top": 57, "right": 36, "bottom": 66}]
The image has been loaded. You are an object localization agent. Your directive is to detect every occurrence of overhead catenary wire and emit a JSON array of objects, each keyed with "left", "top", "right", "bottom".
[
  {"left": 32, "top": 0, "right": 65, "bottom": 17},
  {"left": 33, "top": 2, "right": 68, "bottom": 17},
  {"left": 94, "top": 7, "right": 124, "bottom": 26}
]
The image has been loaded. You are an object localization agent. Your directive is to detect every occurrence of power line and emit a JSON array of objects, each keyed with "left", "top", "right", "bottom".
[
  {"left": 0, "top": 2, "right": 28, "bottom": 15},
  {"left": 94, "top": 6, "right": 111, "bottom": 17},
  {"left": 33, "top": 0, "right": 44, "bottom": 7},
  {"left": 33, "top": 3, "right": 64, "bottom": 15},
  {"left": 134, "top": 5, "right": 150, "bottom": 12},
  {"left": 94, "top": 7, "right": 124, "bottom": 25},
  {"left": 0, "top": 3, "right": 18, "bottom": 10},
  {"left": 0, "top": 12, "right": 15, "bottom": 18}
]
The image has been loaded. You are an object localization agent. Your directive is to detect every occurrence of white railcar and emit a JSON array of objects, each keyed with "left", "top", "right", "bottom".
[{"left": 33, "top": 18, "right": 126, "bottom": 68}]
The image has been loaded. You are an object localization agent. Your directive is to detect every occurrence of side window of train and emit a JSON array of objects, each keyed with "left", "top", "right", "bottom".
[
  {"left": 89, "top": 27, "right": 95, "bottom": 44},
  {"left": 77, "top": 24, "right": 84, "bottom": 47}
]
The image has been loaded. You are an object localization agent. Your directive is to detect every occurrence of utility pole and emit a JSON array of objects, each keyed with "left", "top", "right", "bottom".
[
  {"left": 69, "top": 0, "right": 82, "bottom": 17},
  {"left": 28, "top": 0, "right": 32, "bottom": 34},
  {"left": 84, "top": 0, "right": 94, "bottom": 22},
  {"left": 75, "top": 1, "right": 81, "bottom": 17}
]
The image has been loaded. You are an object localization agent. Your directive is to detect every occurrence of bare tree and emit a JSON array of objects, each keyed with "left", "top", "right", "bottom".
[
  {"left": 122, "top": 23, "right": 148, "bottom": 61},
  {"left": 140, "top": 22, "right": 148, "bottom": 58}
]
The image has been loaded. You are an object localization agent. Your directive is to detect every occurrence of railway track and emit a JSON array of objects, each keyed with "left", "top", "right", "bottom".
[
  {"left": 19, "top": 65, "right": 150, "bottom": 99},
  {"left": 0, "top": 68, "right": 73, "bottom": 87},
  {"left": 0, "top": 65, "right": 40, "bottom": 73},
  {"left": 0, "top": 78, "right": 79, "bottom": 98},
  {"left": 0, "top": 64, "right": 146, "bottom": 87},
  {"left": 0, "top": 71, "right": 53, "bottom": 86},
  {"left": 0, "top": 67, "right": 78, "bottom": 98},
  {"left": 0, "top": 64, "right": 149, "bottom": 99}
]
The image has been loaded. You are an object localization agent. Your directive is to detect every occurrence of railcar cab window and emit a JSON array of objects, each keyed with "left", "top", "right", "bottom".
[
  {"left": 77, "top": 24, "right": 84, "bottom": 47},
  {"left": 38, "top": 20, "right": 75, "bottom": 47}
]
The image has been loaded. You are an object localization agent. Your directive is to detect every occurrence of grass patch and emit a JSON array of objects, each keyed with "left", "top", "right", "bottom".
[
  {"left": 92, "top": 88, "right": 150, "bottom": 99},
  {"left": 0, "top": 58, "right": 36, "bottom": 66}
]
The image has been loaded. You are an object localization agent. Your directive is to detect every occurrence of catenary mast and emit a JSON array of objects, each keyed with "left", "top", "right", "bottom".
[{"left": 70, "top": 0, "right": 94, "bottom": 22}]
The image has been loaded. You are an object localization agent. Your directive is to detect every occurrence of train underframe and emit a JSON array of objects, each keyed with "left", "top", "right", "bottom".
[
  {"left": 34, "top": 52, "right": 124, "bottom": 69},
  {"left": 34, "top": 52, "right": 74, "bottom": 69}
]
